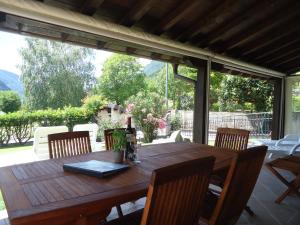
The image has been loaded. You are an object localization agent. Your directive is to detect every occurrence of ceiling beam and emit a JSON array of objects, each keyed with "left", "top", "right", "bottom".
[
  {"left": 120, "top": 0, "right": 157, "bottom": 27},
  {"left": 152, "top": 0, "right": 200, "bottom": 35},
  {"left": 275, "top": 58, "right": 300, "bottom": 71},
  {"left": 80, "top": 0, "right": 104, "bottom": 16},
  {"left": 245, "top": 31, "right": 300, "bottom": 61},
  {"left": 286, "top": 66, "right": 300, "bottom": 75},
  {"left": 273, "top": 53, "right": 300, "bottom": 67},
  {"left": 197, "top": 0, "right": 270, "bottom": 48},
  {"left": 239, "top": 19, "right": 300, "bottom": 57},
  {"left": 257, "top": 42, "right": 300, "bottom": 65},
  {"left": 221, "top": 2, "right": 300, "bottom": 52},
  {"left": 175, "top": 0, "right": 234, "bottom": 42}
]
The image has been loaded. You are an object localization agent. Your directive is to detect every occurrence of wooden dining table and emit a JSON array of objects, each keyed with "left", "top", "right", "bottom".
[{"left": 0, "top": 143, "right": 236, "bottom": 225}]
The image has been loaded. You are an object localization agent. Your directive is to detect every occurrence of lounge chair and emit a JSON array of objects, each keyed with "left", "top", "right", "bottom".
[
  {"left": 261, "top": 134, "right": 300, "bottom": 158},
  {"left": 73, "top": 123, "right": 98, "bottom": 151},
  {"left": 33, "top": 126, "right": 68, "bottom": 159}
]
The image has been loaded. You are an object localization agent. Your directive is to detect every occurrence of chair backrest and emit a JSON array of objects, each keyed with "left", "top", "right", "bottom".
[
  {"left": 33, "top": 126, "right": 68, "bottom": 159},
  {"left": 73, "top": 123, "right": 98, "bottom": 151},
  {"left": 214, "top": 128, "right": 250, "bottom": 150},
  {"left": 48, "top": 131, "right": 92, "bottom": 159},
  {"left": 104, "top": 128, "right": 136, "bottom": 150},
  {"left": 140, "top": 156, "right": 215, "bottom": 225},
  {"left": 209, "top": 145, "right": 267, "bottom": 225}
]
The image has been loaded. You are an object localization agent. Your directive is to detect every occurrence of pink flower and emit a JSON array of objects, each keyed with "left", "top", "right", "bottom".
[
  {"left": 158, "top": 119, "right": 166, "bottom": 129},
  {"left": 126, "top": 103, "right": 134, "bottom": 113}
]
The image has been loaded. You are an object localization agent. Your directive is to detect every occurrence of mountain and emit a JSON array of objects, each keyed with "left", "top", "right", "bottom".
[
  {"left": 143, "top": 60, "right": 164, "bottom": 76},
  {"left": 0, "top": 70, "right": 24, "bottom": 97}
]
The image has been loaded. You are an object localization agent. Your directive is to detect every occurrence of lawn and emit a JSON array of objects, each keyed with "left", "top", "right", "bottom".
[{"left": 0, "top": 144, "right": 32, "bottom": 154}]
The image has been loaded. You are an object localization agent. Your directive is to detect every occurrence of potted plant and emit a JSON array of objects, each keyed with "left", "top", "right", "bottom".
[{"left": 112, "top": 129, "right": 127, "bottom": 163}]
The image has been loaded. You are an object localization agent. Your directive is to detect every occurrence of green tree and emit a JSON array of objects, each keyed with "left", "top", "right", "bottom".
[
  {"left": 19, "top": 38, "right": 95, "bottom": 110},
  {"left": 219, "top": 75, "right": 274, "bottom": 112},
  {"left": 0, "top": 91, "right": 21, "bottom": 113},
  {"left": 96, "top": 54, "right": 146, "bottom": 105},
  {"left": 146, "top": 64, "right": 196, "bottom": 110}
]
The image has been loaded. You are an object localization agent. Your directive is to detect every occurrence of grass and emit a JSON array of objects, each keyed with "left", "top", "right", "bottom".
[{"left": 0, "top": 143, "right": 32, "bottom": 155}]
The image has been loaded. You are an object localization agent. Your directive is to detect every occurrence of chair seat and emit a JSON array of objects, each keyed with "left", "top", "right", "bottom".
[{"left": 102, "top": 209, "right": 143, "bottom": 225}]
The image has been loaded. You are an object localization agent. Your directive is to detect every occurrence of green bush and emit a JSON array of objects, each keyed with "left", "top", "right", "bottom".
[
  {"left": 82, "top": 95, "right": 108, "bottom": 113},
  {"left": 0, "top": 91, "right": 21, "bottom": 113},
  {"left": 96, "top": 118, "right": 122, "bottom": 141},
  {"left": 170, "top": 113, "right": 182, "bottom": 131},
  {"left": 0, "top": 107, "right": 94, "bottom": 145}
]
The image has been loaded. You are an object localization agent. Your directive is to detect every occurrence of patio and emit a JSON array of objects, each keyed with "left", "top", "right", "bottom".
[{"left": 0, "top": 0, "right": 299, "bottom": 225}]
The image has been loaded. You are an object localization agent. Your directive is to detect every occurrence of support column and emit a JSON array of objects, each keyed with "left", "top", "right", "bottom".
[
  {"left": 193, "top": 61, "right": 210, "bottom": 144},
  {"left": 271, "top": 77, "right": 285, "bottom": 139}
]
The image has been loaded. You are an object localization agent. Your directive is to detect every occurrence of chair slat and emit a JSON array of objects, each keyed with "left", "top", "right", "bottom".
[
  {"left": 214, "top": 128, "right": 250, "bottom": 151},
  {"left": 140, "top": 156, "right": 215, "bottom": 225},
  {"left": 48, "top": 131, "right": 92, "bottom": 159}
]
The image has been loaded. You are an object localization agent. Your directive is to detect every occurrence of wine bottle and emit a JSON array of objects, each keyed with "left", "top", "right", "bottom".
[{"left": 125, "top": 117, "right": 136, "bottom": 161}]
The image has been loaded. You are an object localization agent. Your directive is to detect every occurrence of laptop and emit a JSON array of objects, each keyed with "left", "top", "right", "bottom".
[{"left": 63, "top": 160, "right": 130, "bottom": 178}]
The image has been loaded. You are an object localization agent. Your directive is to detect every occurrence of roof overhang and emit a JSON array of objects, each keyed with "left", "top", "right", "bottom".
[{"left": 0, "top": 0, "right": 286, "bottom": 78}]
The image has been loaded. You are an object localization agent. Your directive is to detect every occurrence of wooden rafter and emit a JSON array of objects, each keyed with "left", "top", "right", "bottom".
[
  {"left": 120, "top": 0, "right": 157, "bottom": 27},
  {"left": 175, "top": 0, "right": 235, "bottom": 42},
  {"left": 276, "top": 59, "right": 300, "bottom": 71},
  {"left": 250, "top": 32, "right": 300, "bottom": 61},
  {"left": 287, "top": 66, "right": 300, "bottom": 75},
  {"left": 239, "top": 19, "right": 300, "bottom": 57},
  {"left": 221, "top": 2, "right": 300, "bottom": 52},
  {"left": 197, "top": 0, "right": 270, "bottom": 48},
  {"left": 152, "top": 0, "right": 200, "bottom": 35},
  {"left": 80, "top": 0, "right": 104, "bottom": 16},
  {"left": 274, "top": 53, "right": 300, "bottom": 67},
  {"left": 259, "top": 42, "right": 300, "bottom": 64}
]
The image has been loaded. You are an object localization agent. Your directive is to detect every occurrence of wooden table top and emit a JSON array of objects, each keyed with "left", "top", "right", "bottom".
[{"left": 0, "top": 143, "right": 236, "bottom": 225}]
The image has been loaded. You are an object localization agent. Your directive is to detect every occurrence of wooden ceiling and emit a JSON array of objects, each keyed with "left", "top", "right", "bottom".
[{"left": 1, "top": 0, "right": 300, "bottom": 75}]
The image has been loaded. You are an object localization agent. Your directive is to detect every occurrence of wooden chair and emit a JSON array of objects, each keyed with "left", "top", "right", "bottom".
[
  {"left": 265, "top": 155, "right": 300, "bottom": 203},
  {"left": 104, "top": 128, "right": 136, "bottom": 150},
  {"left": 104, "top": 156, "right": 216, "bottom": 225},
  {"left": 214, "top": 127, "right": 250, "bottom": 150},
  {"left": 212, "top": 128, "right": 252, "bottom": 214},
  {"left": 200, "top": 146, "right": 267, "bottom": 225},
  {"left": 104, "top": 128, "right": 137, "bottom": 218},
  {"left": 48, "top": 131, "right": 91, "bottom": 159}
]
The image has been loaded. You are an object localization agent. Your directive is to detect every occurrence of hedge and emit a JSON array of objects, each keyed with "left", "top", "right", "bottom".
[{"left": 0, "top": 107, "right": 94, "bottom": 145}]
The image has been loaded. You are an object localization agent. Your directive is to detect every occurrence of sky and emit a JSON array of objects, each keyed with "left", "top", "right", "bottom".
[{"left": 0, "top": 31, "right": 151, "bottom": 76}]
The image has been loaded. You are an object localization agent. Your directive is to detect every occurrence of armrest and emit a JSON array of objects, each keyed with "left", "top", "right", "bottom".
[{"left": 289, "top": 143, "right": 300, "bottom": 155}]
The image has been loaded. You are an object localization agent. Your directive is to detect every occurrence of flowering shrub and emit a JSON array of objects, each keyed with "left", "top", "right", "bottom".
[{"left": 127, "top": 92, "right": 167, "bottom": 143}]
